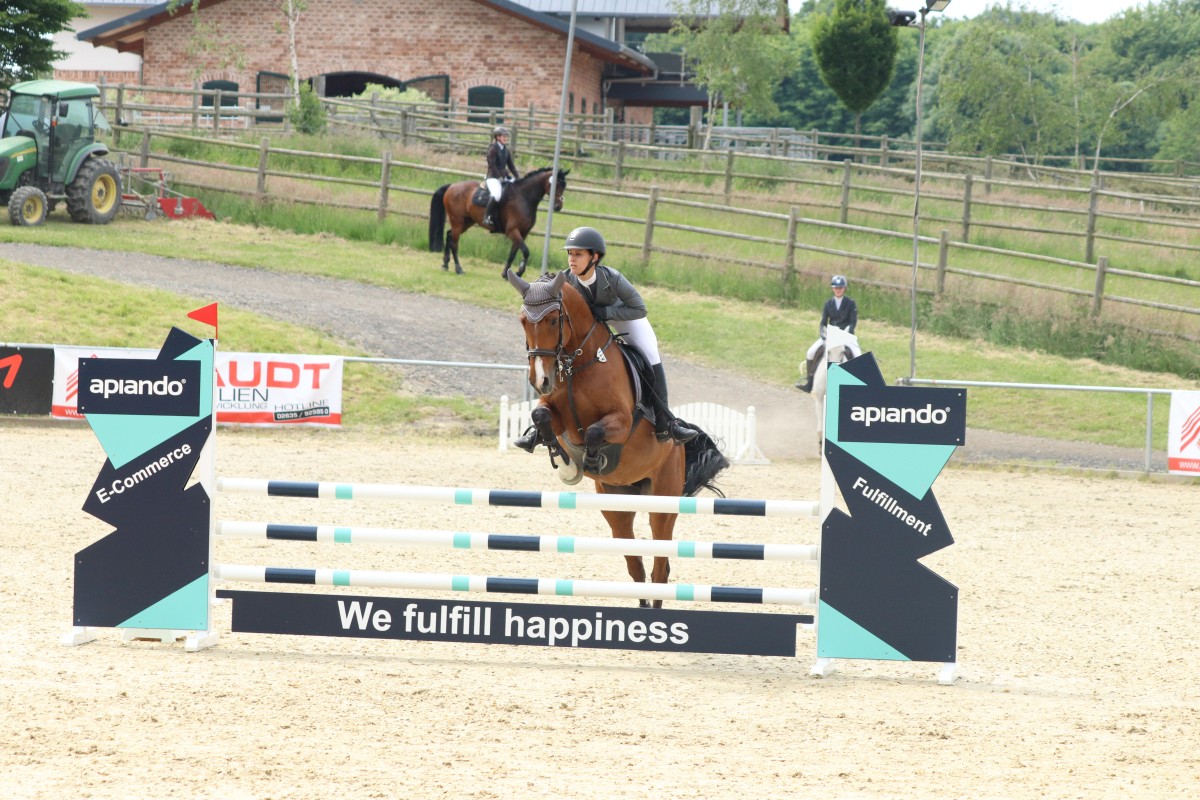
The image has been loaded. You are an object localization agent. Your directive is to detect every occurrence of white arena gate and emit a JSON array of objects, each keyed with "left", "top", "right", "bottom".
[{"left": 499, "top": 396, "right": 769, "bottom": 465}]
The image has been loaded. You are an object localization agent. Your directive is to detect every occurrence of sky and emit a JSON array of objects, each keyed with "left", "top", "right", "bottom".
[
  {"left": 788, "top": 0, "right": 1152, "bottom": 25},
  {"left": 936, "top": 0, "right": 1149, "bottom": 24}
]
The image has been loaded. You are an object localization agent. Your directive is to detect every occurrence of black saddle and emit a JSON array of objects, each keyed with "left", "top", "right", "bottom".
[
  {"left": 472, "top": 185, "right": 490, "bottom": 207},
  {"left": 611, "top": 335, "right": 656, "bottom": 429}
]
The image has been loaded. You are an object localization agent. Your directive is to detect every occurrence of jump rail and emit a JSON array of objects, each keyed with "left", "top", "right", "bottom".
[
  {"left": 217, "top": 522, "right": 820, "bottom": 562},
  {"left": 215, "top": 565, "right": 818, "bottom": 606},
  {"left": 215, "top": 479, "right": 821, "bottom": 518}
]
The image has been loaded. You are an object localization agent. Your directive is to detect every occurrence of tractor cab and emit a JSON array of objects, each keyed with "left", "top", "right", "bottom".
[{"left": 0, "top": 80, "right": 120, "bottom": 226}]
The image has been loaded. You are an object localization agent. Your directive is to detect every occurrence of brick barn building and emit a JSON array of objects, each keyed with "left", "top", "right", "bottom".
[{"left": 77, "top": 0, "right": 671, "bottom": 123}]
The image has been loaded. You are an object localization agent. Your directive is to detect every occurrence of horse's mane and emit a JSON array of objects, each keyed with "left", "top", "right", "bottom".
[{"left": 515, "top": 167, "right": 555, "bottom": 186}]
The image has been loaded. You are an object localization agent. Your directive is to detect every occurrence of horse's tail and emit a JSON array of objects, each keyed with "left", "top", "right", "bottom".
[
  {"left": 428, "top": 185, "right": 449, "bottom": 252},
  {"left": 682, "top": 431, "right": 731, "bottom": 497}
]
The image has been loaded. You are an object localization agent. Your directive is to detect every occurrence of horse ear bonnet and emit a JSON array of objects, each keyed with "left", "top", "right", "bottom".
[{"left": 521, "top": 272, "right": 566, "bottom": 322}]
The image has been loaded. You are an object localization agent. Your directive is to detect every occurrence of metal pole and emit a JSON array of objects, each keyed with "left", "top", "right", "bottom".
[
  {"left": 909, "top": 7, "right": 929, "bottom": 381},
  {"left": 539, "top": 0, "right": 579, "bottom": 275}
]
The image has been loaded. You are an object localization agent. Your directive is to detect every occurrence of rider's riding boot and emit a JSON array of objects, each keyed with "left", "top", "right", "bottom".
[
  {"left": 512, "top": 424, "right": 542, "bottom": 453},
  {"left": 651, "top": 363, "right": 699, "bottom": 444},
  {"left": 483, "top": 199, "right": 500, "bottom": 229},
  {"left": 795, "top": 354, "right": 819, "bottom": 393}
]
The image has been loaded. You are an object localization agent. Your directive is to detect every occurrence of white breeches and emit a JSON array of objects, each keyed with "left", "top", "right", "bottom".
[
  {"left": 807, "top": 337, "right": 860, "bottom": 360},
  {"left": 486, "top": 178, "right": 503, "bottom": 201},
  {"left": 610, "top": 317, "right": 661, "bottom": 366}
]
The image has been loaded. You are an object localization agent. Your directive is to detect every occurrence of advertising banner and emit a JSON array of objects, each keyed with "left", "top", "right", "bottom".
[
  {"left": 1167, "top": 390, "right": 1200, "bottom": 476},
  {"left": 52, "top": 347, "right": 343, "bottom": 426}
]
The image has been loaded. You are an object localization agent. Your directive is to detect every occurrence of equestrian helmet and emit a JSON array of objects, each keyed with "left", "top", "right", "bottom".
[
  {"left": 493, "top": 126, "right": 511, "bottom": 138},
  {"left": 563, "top": 226, "right": 606, "bottom": 255},
  {"left": 831, "top": 275, "right": 848, "bottom": 288}
]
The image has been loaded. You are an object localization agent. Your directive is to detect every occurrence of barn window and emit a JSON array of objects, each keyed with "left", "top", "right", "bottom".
[{"left": 201, "top": 79, "right": 239, "bottom": 108}]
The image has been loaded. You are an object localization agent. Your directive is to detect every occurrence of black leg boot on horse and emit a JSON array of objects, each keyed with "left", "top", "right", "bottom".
[
  {"left": 795, "top": 344, "right": 824, "bottom": 393},
  {"left": 650, "top": 363, "right": 698, "bottom": 444},
  {"left": 482, "top": 198, "right": 501, "bottom": 230}
]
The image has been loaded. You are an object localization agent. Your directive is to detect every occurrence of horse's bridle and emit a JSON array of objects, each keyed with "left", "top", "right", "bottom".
[{"left": 525, "top": 294, "right": 614, "bottom": 442}]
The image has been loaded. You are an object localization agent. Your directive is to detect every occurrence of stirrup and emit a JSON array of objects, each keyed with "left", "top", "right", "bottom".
[{"left": 512, "top": 425, "right": 540, "bottom": 453}]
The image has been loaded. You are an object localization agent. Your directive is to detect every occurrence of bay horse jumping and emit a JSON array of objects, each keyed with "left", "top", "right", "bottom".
[
  {"left": 428, "top": 167, "right": 568, "bottom": 278},
  {"left": 507, "top": 270, "right": 729, "bottom": 608}
]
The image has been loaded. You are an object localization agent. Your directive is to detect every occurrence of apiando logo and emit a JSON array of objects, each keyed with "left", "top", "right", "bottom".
[
  {"left": 78, "top": 357, "right": 201, "bottom": 417},
  {"left": 837, "top": 385, "right": 966, "bottom": 446}
]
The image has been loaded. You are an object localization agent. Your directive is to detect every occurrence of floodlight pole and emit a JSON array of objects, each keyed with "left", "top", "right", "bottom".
[
  {"left": 906, "top": 0, "right": 949, "bottom": 380},
  {"left": 540, "top": 0, "right": 579, "bottom": 275}
]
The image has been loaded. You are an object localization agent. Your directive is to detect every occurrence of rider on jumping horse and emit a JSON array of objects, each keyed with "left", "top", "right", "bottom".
[
  {"left": 513, "top": 226, "right": 699, "bottom": 451},
  {"left": 483, "top": 126, "right": 520, "bottom": 229}
]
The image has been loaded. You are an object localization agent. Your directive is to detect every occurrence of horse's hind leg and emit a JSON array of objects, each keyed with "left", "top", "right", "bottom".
[
  {"left": 449, "top": 232, "right": 464, "bottom": 275},
  {"left": 601, "top": 507, "right": 646, "bottom": 603}
]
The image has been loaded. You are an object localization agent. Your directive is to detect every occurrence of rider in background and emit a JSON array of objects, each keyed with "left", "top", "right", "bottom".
[
  {"left": 796, "top": 274, "right": 860, "bottom": 393},
  {"left": 513, "top": 226, "right": 698, "bottom": 450},
  {"left": 484, "top": 125, "right": 519, "bottom": 229}
]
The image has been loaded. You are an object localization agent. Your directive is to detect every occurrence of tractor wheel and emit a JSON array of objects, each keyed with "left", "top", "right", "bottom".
[
  {"left": 8, "top": 186, "right": 49, "bottom": 226},
  {"left": 66, "top": 158, "right": 121, "bottom": 224}
]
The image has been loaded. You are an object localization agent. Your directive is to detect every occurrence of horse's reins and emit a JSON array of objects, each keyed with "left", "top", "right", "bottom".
[{"left": 525, "top": 291, "right": 614, "bottom": 445}]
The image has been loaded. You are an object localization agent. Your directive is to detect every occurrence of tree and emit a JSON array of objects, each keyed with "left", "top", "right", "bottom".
[
  {"left": 931, "top": 8, "right": 1077, "bottom": 166},
  {"left": 809, "top": 0, "right": 899, "bottom": 138},
  {"left": 668, "top": 0, "right": 796, "bottom": 149},
  {"left": 0, "top": 0, "right": 85, "bottom": 90}
]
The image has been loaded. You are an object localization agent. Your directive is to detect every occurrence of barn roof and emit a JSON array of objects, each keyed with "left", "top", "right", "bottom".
[{"left": 76, "top": 0, "right": 656, "bottom": 73}]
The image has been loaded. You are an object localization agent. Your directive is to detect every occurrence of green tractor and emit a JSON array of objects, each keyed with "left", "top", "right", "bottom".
[{"left": 0, "top": 80, "right": 121, "bottom": 226}]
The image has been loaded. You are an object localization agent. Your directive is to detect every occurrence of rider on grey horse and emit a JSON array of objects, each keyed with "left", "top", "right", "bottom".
[{"left": 797, "top": 274, "right": 860, "bottom": 393}]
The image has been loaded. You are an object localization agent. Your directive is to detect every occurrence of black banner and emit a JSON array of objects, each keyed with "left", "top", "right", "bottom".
[
  {"left": 837, "top": 384, "right": 967, "bottom": 446},
  {"left": 78, "top": 357, "right": 201, "bottom": 417},
  {"left": 217, "top": 590, "right": 813, "bottom": 657},
  {"left": 0, "top": 345, "right": 53, "bottom": 415}
]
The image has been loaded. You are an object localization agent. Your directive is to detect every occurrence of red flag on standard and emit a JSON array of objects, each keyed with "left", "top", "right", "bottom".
[{"left": 187, "top": 303, "right": 218, "bottom": 338}]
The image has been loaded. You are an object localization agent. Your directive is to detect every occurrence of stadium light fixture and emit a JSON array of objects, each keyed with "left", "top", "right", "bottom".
[{"left": 889, "top": 0, "right": 951, "bottom": 379}]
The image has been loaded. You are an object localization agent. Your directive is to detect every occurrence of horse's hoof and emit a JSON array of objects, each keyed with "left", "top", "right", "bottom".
[
  {"left": 638, "top": 599, "right": 650, "bottom": 609},
  {"left": 556, "top": 460, "right": 583, "bottom": 485},
  {"left": 501, "top": 267, "right": 509, "bottom": 279},
  {"left": 441, "top": 264, "right": 448, "bottom": 271},
  {"left": 516, "top": 265, "right": 526, "bottom": 277},
  {"left": 455, "top": 266, "right": 463, "bottom": 275}
]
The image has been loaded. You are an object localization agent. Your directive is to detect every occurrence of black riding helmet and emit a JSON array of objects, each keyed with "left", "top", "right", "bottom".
[{"left": 563, "top": 226, "right": 606, "bottom": 256}]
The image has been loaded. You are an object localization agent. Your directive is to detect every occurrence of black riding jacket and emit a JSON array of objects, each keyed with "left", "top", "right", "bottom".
[
  {"left": 820, "top": 296, "right": 857, "bottom": 335},
  {"left": 564, "top": 265, "right": 647, "bottom": 323},
  {"left": 486, "top": 142, "right": 519, "bottom": 181}
]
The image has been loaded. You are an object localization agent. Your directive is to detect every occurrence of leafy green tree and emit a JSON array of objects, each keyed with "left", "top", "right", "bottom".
[
  {"left": 1083, "top": 0, "right": 1200, "bottom": 167},
  {"left": 930, "top": 8, "right": 1077, "bottom": 164},
  {"left": 809, "top": 0, "right": 899, "bottom": 137},
  {"left": 0, "top": 0, "right": 85, "bottom": 90},
  {"left": 668, "top": 0, "right": 797, "bottom": 148}
]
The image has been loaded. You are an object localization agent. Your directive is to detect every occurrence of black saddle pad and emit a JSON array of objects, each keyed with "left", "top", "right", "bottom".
[{"left": 472, "top": 185, "right": 489, "bottom": 207}]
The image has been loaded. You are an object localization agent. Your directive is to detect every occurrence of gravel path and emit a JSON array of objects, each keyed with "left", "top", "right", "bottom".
[{"left": 1, "top": 241, "right": 1167, "bottom": 470}]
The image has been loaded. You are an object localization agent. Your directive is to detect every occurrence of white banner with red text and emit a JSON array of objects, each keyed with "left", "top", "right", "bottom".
[
  {"left": 52, "top": 346, "right": 343, "bottom": 426},
  {"left": 1167, "top": 390, "right": 1200, "bottom": 476}
]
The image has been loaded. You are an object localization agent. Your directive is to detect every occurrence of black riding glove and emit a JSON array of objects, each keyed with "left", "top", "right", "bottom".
[{"left": 592, "top": 305, "right": 607, "bottom": 322}]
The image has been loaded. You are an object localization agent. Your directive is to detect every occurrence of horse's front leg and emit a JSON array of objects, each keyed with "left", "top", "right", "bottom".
[
  {"left": 582, "top": 410, "right": 630, "bottom": 474},
  {"left": 515, "top": 240, "right": 530, "bottom": 278},
  {"left": 502, "top": 241, "right": 519, "bottom": 279},
  {"left": 646, "top": 511, "right": 679, "bottom": 609}
]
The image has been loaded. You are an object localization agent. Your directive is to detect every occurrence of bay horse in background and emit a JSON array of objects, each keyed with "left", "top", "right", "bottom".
[
  {"left": 507, "top": 270, "right": 730, "bottom": 608},
  {"left": 428, "top": 167, "right": 568, "bottom": 278},
  {"left": 809, "top": 326, "right": 860, "bottom": 456}
]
